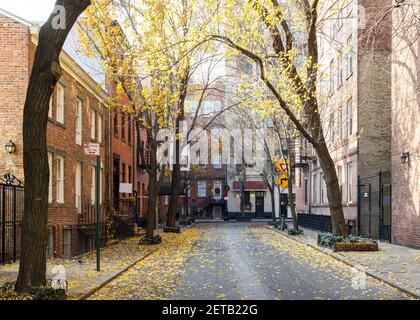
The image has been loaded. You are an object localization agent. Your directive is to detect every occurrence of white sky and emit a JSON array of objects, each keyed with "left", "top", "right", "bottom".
[{"left": 0, "top": 0, "right": 56, "bottom": 22}]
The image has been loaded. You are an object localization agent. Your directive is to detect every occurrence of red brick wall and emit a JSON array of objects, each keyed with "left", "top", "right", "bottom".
[{"left": 391, "top": 4, "right": 420, "bottom": 249}]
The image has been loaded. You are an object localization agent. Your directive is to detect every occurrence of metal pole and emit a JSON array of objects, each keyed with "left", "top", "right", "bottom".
[
  {"left": 96, "top": 155, "right": 101, "bottom": 271},
  {"left": 1, "top": 186, "right": 6, "bottom": 263}
]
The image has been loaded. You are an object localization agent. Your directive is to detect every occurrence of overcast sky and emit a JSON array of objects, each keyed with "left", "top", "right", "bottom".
[{"left": 0, "top": 0, "right": 56, "bottom": 22}]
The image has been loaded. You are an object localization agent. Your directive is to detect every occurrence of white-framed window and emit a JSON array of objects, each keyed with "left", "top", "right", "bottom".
[
  {"left": 97, "top": 113, "right": 103, "bottom": 143},
  {"left": 91, "top": 109, "right": 96, "bottom": 140},
  {"left": 312, "top": 174, "right": 318, "bottom": 204},
  {"left": 91, "top": 165, "right": 96, "bottom": 203},
  {"left": 337, "top": 50, "right": 343, "bottom": 87},
  {"left": 329, "top": 112, "right": 335, "bottom": 144},
  {"left": 347, "top": 35, "right": 353, "bottom": 77},
  {"left": 48, "top": 152, "right": 53, "bottom": 203},
  {"left": 56, "top": 83, "right": 64, "bottom": 124},
  {"left": 346, "top": 98, "right": 353, "bottom": 137},
  {"left": 329, "top": 60, "right": 335, "bottom": 93},
  {"left": 347, "top": 163, "right": 353, "bottom": 203},
  {"left": 56, "top": 156, "right": 64, "bottom": 203},
  {"left": 338, "top": 106, "right": 343, "bottom": 140},
  {"left": 197, "top": 180, "right": 206, "bottom": 198},
  {"left": 75, "top": 98, "right": 82, "bottom": 145},
  {"left": 48, "top": 95, "right": 53, "bottom": 118},
  {"left": 75, "top": 161, "right": 82, "bottom": 213}
]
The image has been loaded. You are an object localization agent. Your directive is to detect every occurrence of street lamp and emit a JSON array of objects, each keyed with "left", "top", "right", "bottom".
[
  {"left": 4, "top": 140, "right": 16, "bottom": 154},
  {"left": 400, "top": 152, "right": 410, "bottom": 164}
]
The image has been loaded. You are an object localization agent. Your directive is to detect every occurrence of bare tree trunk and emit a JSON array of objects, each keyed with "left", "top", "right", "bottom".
[
  {"left": 316, "top": 143, "right": 347, "bottom": 236},
  {"left": 15, "top": 0, "right": 91, "bottom": 292}
]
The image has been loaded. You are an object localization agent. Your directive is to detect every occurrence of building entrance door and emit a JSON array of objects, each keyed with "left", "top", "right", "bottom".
[
  {"left": 213, "top": 206, "right": 222, "bottom": 220},
  {"left": 255, "top": 193, "right": 264, "bottom": 218}
]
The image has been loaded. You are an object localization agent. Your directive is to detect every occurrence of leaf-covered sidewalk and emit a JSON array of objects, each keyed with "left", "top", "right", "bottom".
[
  {"left": 269, "top": 226, "right": 420, "bottom": 298},
  {"left": 0, "top": 229, "right": 191, "bottom": 299}
]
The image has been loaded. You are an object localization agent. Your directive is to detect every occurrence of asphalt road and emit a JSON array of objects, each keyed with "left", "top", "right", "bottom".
[
  {"left": 170, "top": 223, "right": 409, "bottom": 300},
  {"left": 90, "top": 222, "right": 410, "bottom": 300}
]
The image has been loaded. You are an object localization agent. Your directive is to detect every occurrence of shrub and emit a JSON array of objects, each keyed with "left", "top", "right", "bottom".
[{"left": 287, "top": 227, "right": 304, "bottom": 235}]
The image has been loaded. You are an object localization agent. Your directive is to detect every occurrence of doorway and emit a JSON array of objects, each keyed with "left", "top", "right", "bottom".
[
  {"left": 213, "top": 206, "right": 222, "bottom": 220},
  {"left": 255, "top": 192, "right": 264, "bottom": 218}
]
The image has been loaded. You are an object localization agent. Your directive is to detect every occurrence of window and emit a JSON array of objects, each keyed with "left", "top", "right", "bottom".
[
  {"left": 75, "top": 98, "right": 82, "bottom": 145},
  {"left": 122, "top": 163, "right": 126, "bottom": 183},
  {"left": 337, "top": 50, "right": 343, "bottom": 87},
  {"left": 97, "top": 113, "right": 103, "bottom": 143},
  {"left": 56, "top": 83, "right": 64, "bottom": 124},
  {"left": 346, "top": 98, "right": 353, "bottom": 137},
  {"left": 48, "top": 152, "right": 53, "bottom": 203},
  {"left": 56, "top": 156, "right": 64, "bottom": 203},
  {"left": 91, "top": 109, "right": 96, "bottom": 140},
  {"left": 197, "top": 180, "right": 206, "bottom": 197},
  {"left": 47, "top": 227, "right": 54, "bottom": 258},
  {"left": 121, "top": 113, "right": 125, "bottom": 140},
  {"left": 347, "top": 36, "right": 353, "bottom": 77},
  {"left": 312, "top": 174, "right": 318, "bottom": 204},
  {"left": 91, "top": 165, "right": 96, "bottom": 203},
  {"left": 128, "top": 115, "right": 132, "bottom": 144},
  {"left": 63, "top": 229, "right": 71, "bottom": 257},
  {"left": 48, "top": 95, "right": 53, "bottom": 118},
  {"left": 329, "top": 60, "right": 335, "bottom": 93},
  {"left": 244, "top": 191, "right": 251, "bottom": 205},
  {"left": 128, "top": 165, "right": 132, "bottom": 183},
  {"left": 75, "top": 161, "right": 82, "bottom": 213},
  {"left": 347, "top": 163, "right": 353, "bottom": 203},
  {"left": 338, "top": 106, "right": 343, "bottom": 141},
  {"left": 113, "top": 111, "right": 118, "bottom": 136}
]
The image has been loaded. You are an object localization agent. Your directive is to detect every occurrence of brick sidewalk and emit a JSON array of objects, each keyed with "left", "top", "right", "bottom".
[
  {"left": 268, "top": 226, "right": 420, "bottom": 298},
  {"left": 0, "top": 227, "right": 190, "bottom": 299}
]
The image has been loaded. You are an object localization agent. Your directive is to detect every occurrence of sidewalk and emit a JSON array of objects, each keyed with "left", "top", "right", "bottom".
[
  {"left": 268, "top": 226, "right": 420, "bottom": 298},
  {"left": 0, "top": 226, "right": 191, "bottom": 300}
]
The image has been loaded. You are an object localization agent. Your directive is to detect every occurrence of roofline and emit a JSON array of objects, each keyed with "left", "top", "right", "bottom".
[{"left": 0, "top": 8, "right": 34, "bottom": 27}]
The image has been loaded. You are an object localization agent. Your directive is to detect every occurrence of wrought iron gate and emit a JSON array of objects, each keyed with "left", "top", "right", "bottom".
[
  {"left": 357, "top": 171, "right": 392, "bottom": 241},
  {"left": 0, "top": 173, "right": 24, "bottom": 264}
]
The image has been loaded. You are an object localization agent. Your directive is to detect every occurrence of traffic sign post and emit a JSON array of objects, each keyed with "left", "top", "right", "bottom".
[{"left": 84, "top": 142, "right": 101, "bottom": 271}]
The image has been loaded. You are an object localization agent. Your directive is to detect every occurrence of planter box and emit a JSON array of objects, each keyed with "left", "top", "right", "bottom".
[{"left": 332, "top": 241, "right": 378, "bottom": 252}]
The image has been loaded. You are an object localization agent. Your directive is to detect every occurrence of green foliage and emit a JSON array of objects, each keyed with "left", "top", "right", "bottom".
[
  {"left": 287, "top": 227, "right": 304, "bottom": 236},
  {"left": 319, "top": 234, "right": 359, "bottom": 247},
  {"left": 27, "top": 286, "right": 66, "bottom": 300}
]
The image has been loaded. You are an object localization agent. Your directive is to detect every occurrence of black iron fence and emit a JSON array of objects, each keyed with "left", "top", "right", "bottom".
[
  {"left": 0, "top": 174, "right": 24, "bottom": 264},
  {"left": 297, "top": 213, "right": 332, "bottom": 233}
]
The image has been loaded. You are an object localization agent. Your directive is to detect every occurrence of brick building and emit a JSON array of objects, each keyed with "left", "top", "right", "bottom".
[
  {"left": 390, "top": 2, "right": 420, "bottom": 248},
  {"left": 0, "top": 9, "right": 110, "bottom": 257}
]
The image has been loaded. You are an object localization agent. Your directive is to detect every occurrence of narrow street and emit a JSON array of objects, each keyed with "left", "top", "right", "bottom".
[{"left": 89, "top": 223, "right": 410, "bottom": 300}]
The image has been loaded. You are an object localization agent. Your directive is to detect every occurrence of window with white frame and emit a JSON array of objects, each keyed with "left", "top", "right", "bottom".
[
  {"left": 346, "top": 98, "right": 353, "bottom": 137},
  {"left": 338, "top": 106, "right": 343, "bottom": 140},
  {"left": 197, "top": 180, "right": 206, "bottom": 198},
  {"left": 347, "top": 35, "right": 353, "bottom": 77},
  {"left": 56, "top": 156, "right": 64, "bottom": 203},
  {"left": 97, "top": 113, "right": 103, "bottom": 143},
  {"left": 56, "top": 83, "right": 64, "bottom": 124},
  {"left": 91, "top": 165, "right": 96, "bottom": 203},
  {"left": 347, "top": 163, "right": 353, "bottom": 203},
  {"left": 48, "top": 152, "right": 53, "bottom": 203},
  {"left": 329, "top": 60, "right": 335, "bottom": 93},
  {"left": 75, "top": 98, "right": 82, "bottom": 145},
  {"left": 337, "top": 165, "right": 343, "bottom": 201},
  {"left": 337, "top": 50, "right": 343, "bottom": 87},
  {"left": 91, "top": 109, "right": 96, "bottom": 140},
  {"left": 75, "top": 161, "right": 82, "bottom": 212}
]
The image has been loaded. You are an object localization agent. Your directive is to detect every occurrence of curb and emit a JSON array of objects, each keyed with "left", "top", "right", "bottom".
[
  {"left": 78, "top": 225, "right": 196, "bottom": 300},
  {"left": 265, "top": 225, "right": 420, "bottom": 300},
  {"left": 78, "top": 247, "right": 159, "bottom": 300}
]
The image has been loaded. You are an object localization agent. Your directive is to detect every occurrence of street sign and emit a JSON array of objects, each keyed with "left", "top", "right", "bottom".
[
  {"left": 275, "top": 158, "right": 288, "bottom": 173},
  {"left": 277, "top": 173, "right": 288, "bottom": 188},
  {"left": 83, "top": 142, "right": 100, "bottom": 156}
]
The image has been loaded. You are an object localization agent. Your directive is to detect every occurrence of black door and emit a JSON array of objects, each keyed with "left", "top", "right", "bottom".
[
  {"left": 113, "top": 157, "right": 120, "bottom": 209},
  {"left": 256, "top": 196, "right": 264, "bottom": 218}
]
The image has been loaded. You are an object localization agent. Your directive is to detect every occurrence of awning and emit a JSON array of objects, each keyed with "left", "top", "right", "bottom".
[{"left": 232, "top": 181, "right": 267, "bottom": 191}]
